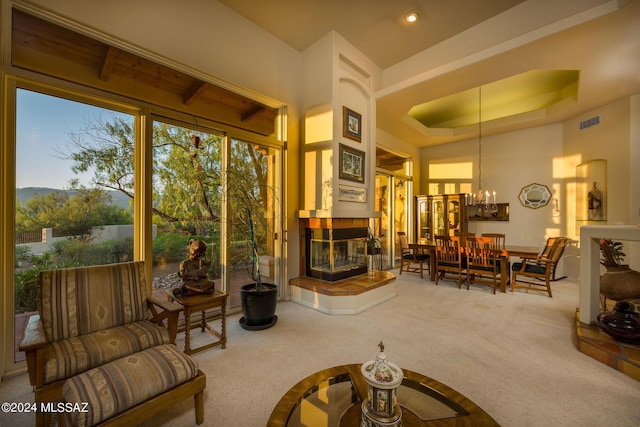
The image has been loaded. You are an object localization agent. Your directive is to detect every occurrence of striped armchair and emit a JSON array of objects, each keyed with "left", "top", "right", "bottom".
[{"left": 19, "top": 261, "right": 181, "bottom": 427}]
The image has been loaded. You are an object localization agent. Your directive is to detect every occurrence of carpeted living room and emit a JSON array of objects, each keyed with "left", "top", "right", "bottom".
[
  {"left": 2, "top": 269, "right": 639, "bottom": 426},
  {"left": 2, "top": 1, "right": 640, "bottom": 426}
]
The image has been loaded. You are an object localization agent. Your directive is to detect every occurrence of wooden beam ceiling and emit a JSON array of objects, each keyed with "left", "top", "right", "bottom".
[{"left": 11, "top": 9, "right": 278, "bottom": 136}]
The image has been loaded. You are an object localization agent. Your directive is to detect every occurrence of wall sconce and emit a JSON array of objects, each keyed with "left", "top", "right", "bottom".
[{"left": 553, "top": 199, "right": 561, "bottom": 217}]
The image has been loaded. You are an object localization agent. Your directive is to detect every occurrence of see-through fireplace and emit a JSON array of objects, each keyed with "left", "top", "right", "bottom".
[{"left": 305, "top": 227, "right": 368, "bottom": 281}]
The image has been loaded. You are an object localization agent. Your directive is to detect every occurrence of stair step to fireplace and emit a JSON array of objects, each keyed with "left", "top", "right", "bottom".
[{"left": 289, "top": 271, "right": 396, "bottom": 314}]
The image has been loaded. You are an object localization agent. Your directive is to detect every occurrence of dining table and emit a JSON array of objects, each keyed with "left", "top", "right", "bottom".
[
  {"left": 409, "top": 240, "right": 437, "bottom": 281},
  {"left": 496, "top": 245, "right": 541, "bottom": 292},
  {"left": 409, "top": 240, "right": 541, "bottom": 293}
]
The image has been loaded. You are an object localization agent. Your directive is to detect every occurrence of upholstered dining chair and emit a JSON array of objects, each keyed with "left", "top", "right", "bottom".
[
  {"left": 465, "top": 237, "right": 501, "bottom": 294},
  {"left": 434, "top": 235, "right": 466, "bottom": 287},
  {"left": 397, "top": 231, "right": 430, "bottom": 278},
  {"left": 538, "top": 236, "right": 569, "bottom": 281},
  {"left": 510, "top": 237, "right": 569, "bottom": 297}
]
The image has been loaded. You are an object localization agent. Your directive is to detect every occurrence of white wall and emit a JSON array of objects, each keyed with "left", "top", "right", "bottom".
[
  {"left": 299, "top": 31, "right": 382, "bottom": 218},
  {"left": 421, "top": 123, "right": 565, "bottom": 247},
  {"left": 420, "top": 95, "right": 638, "bottom": 279},
  {"left": 564, "top": 97, "right": 631, "bottom": 226}
]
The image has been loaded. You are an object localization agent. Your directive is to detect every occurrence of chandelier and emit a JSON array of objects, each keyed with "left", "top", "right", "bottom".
[{"left": 465, "top": 86, "right": 497, "bottom": 213}]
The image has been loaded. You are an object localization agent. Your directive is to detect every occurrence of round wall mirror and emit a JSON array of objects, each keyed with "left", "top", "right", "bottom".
[{"left": 518, "top": 183, "right": 551, "bottom": 209}]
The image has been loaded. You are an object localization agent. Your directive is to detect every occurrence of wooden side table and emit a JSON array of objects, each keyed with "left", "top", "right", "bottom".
[{"left": 166, "top": 289, "right": 228, "bottom": 355}]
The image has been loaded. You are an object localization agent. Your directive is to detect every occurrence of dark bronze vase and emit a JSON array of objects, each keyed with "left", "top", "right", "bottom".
[{"left": 596, "top": 299, "right": 640, "bottom": 344}]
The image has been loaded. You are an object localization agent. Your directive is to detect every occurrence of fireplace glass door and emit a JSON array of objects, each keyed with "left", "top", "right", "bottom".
[{"left": 306, "top": 227, "right": 368, "bottom": 281}]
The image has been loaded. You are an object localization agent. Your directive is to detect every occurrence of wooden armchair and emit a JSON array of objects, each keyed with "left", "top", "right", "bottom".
[
  {"left": 465, "top": 237, "right": 501, "bottom": 294},
  {"left": 510, "top": 237, "right": 569, "bottom": 297},
  {"left": 19, "top": 261, "right": 181, "bottom": 427},
  {"left": 398, "top": 231, "right": 430, "bottom": 278},
  {"left": 434, "top": 235, "right": 467, "bottom": 287},
  {"left": 481, "top": 233, "right": 505, "bottom": 250}
]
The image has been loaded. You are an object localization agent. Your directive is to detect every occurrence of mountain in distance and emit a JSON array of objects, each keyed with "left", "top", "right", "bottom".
[{"left": 16, "top": 187, "right": 131, "bottom": 209}]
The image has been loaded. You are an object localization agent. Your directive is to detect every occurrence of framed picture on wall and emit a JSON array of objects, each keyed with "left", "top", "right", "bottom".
[
  {"left": 342, "top": 106, "right": 362, "bottom": 142},
  {"left": 338, "top": 185, "right": 366, "bottom": 203},
  {"left": 339, "top": 144, "right": 365, "bottom": 184}
]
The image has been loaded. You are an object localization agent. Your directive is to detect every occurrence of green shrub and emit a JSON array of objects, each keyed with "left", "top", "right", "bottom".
[
  {"left": 15, "top": 268, "right": 40, "bottom": 313},
  {"left": 15, "top": 246, "right": 31, "bottom": 267},
  {"left": 50, "top": 237, "right": 133, "bottom": 266},
  {"left": 152, "top": 233, "right": 192, "bottom": 265},
  {"left": 31, "top": 252, "right": 54, "bottom": 267}
]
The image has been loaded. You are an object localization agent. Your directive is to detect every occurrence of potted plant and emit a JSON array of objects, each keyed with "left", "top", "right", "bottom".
[
  {"left": 599, "top": 239, "right": 640, "bottom": 305},
  {"left": 600, "top": 239, "right": 626, "bottom": 269},
  {"left": 239, "top": 207, "right": 278, "bottom": 330},
  {"left": 365, "top": 228, "right": 383, "bottom": 273}
]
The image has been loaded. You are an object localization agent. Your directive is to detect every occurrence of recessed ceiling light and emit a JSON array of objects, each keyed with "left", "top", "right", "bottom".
[{"left": 404, "top": 11, "right": 419, "bottom": 23}]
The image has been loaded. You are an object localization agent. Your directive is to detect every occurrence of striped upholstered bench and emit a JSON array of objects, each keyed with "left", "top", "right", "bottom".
[{"left": 61, "top": 344, "right": 205, "bottom": 426}]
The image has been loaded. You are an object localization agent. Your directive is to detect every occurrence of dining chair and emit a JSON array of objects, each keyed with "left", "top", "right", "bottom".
[
  {"left": 456, "top": 232, "right": 475, "bottom": 247},
  {"left": 537, "top": 236, "right": 569, "bottom": 281},
  {"left": 434, "top": 235, "right": 466, "bottom": 287},
  {"left": 510, "top": 237, "right": 569, "bottom": 297},
  {"left": 465, "top": 237, "right": 500, "bottom": 294},
  {"left": 481, "top": 233, "right": 505, "bottom": 250},
  {"left": 397, "top": 231, "right": 430, "bottom": 278}
]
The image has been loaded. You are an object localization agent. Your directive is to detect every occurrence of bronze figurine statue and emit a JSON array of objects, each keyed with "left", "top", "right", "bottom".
[{"left": 174, "top": 239, "right": 215, "bottom": 296}]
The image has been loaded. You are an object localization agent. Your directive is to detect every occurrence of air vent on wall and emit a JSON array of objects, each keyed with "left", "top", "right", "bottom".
[{"left": 579, "top": 116, "right": 600, "bottom": 130}]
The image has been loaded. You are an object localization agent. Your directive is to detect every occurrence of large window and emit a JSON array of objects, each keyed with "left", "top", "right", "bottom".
[
  {"left": 8, "top": 87, "right": 283, "bottom": 375},
  {"left": 227, "top": 139, "right": 281, "bottom": 308},
  {"left": 149, "top": 122, "right": 282, "bottom": 310},
  {"left": 5, "top": 11, "right": 284, "bottom": 376},
  {"left": 14, "top": 88, "right": 135, "bottom": 363},
  {"left": 151, "top": 119, "right": 224, "bottom": 301}
]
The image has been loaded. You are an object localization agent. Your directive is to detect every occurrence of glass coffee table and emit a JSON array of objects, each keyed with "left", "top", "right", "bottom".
[{"left": 267, "top": 364, "right": 499, "bottom": 426}]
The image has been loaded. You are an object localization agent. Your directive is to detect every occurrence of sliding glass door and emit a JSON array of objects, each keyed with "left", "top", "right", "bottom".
[
  {"left": 6, "top": 85, "right": 283, "bottom": 376},
  {"left": 14, "top": 88, "right": 135, "bottom": 364},
  {"left": 227, "top": 139, "right": 282, "bottom": 308},
  {"left": 375, "top": 149, "right": 413, "bottom": 269}
]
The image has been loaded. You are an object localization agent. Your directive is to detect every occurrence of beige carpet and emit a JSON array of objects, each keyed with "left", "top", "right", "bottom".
[{"left": 2, "top": 270, "right": 639, "bottom": 426}]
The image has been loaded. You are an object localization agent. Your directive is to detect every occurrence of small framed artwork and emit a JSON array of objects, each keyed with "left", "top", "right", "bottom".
[
  {"left": 342, "top": 106, "right": 362, "bottom": 142},
  {"left": 339, "top": 144, "right": 365, "bottom": 184}
]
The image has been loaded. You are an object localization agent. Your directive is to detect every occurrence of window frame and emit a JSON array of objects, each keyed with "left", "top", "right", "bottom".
[{"left": 2, "top": 74, "right": 285, "bottom": 376}]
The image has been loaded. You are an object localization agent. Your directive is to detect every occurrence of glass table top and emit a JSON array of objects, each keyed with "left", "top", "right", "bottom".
[{"left": 268, "top": 364, "right": 499, "bottom": 426}]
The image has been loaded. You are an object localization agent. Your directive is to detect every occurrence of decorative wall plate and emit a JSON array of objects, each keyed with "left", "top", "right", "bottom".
[{"left": 518, "top": 183, "right": 551, "bottom": 209}]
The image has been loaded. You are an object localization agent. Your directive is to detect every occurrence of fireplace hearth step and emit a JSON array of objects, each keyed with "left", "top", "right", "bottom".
[{"left": 289, "top": 271, "right": 396, "bottom": 314}]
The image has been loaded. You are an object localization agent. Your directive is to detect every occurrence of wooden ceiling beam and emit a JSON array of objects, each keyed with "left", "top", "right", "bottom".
[
  {"left": 183, "top": 80, "right": 207, "bottom": 105},
  {"left": 12, "top": 9, "right": 277, "bottom": 135},
  {"left": 100, "top": 46, "right": 119, "bottom": 81},
  {"left": 241, "top": 105, "right": 265, "bottom": 122}
]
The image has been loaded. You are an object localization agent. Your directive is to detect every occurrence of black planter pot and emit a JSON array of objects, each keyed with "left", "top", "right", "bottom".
[{"left": 240, "top": 283, "right": 278, "bottom": 330}]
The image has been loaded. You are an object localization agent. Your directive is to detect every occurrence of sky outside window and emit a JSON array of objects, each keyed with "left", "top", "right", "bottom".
[{"left": 16, "top": 89, "right": 133, "bottom": 189}]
